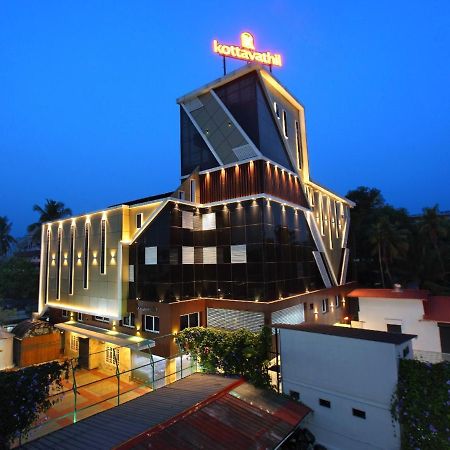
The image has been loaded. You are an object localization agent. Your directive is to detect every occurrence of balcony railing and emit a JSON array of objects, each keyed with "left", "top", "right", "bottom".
[{"left": 413, "top": 349, "right": 450, "bottom": 364}]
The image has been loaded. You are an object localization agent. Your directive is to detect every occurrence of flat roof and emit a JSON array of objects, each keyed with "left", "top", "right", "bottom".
[
  {"left": 347, "top": 288, "right": 429, "bottom": 300},
  {"left": 273, "top": 323, "right": 416, "bottom": 345},
  {"left": 55, "top": 321, "right": 154, "bottom": 350}
]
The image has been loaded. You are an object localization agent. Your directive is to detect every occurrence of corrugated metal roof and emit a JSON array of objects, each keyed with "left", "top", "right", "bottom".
[
  {"left": 24, "top": 374, "right": 235, "bottom": 450},
  {"left": 117, "top": 380, "right": 310, "bottom": 450}
]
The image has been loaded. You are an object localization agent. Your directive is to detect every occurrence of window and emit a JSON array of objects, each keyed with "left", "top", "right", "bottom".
[
  {"left": 100, "top": 218, "right": 106, "bottom": 274},
  {"left": 309, "top": 303, "right": 314, "bottom": 310},
  {"left": 69, "top": 225, "right": 75, "bottom": 295},
  {"left": 178, "top": 190, "right": 185, "bottom": 200},
  {"left": 56, "top": 227, "right": 62, "bottom": 299},
  {"left": 105, "top": 346, "right": 119, "bottom": 365},
  {"left": 182, "top": 246, "right": 194, "bottom": 264},
  {"left": 77, "top": 312, "right": 84, "bottom": 322},
  {"left": 319, "top": 194, "right": 325, "bottom": 236},
  {"left": 180, "top": 312, "right": 200, "bottom": 331},
  {"left": 289, "top": 390, "right": 300, "bottom": 401},
  {"left": 282, "top": 110, "right": 288, "bottom": 138},
  {"left": 403, "top": 346, "right": 410, "bottom": 358},
  {"left": 387, "top": 324, "right": 402, "bottom": 333},
  {"left": 44, "top": 228, "right": 51, "bottom": 303},
  {"left": 319, "top": 398, "right": 331, "bottom": 408},
  {"left": 145, "top": 247, "right": 157, "bottom": 265},
  {"left": 94, "top": 316, "right": 109, "bottom": 323},
  {"left": 203, "top": 247, "right": 217, "bottom": 264},
  {"left": 83, "top": 222, "right": 90, "bottom": 289},
  {"left": 352, "top": 408, "right": 366, "bottom": 419},
  {"left": 70, "top": 334, "right": 79, "bottom": 352},
  {"left": 144, "top": 315, "right": 160, "bottom": 333},
  {"left": 136, "top": 213, "right": 143, "bottom": 229},
  {"left": 123, "top": 312, "right": 135, "bottom": 328},
  {"left": 295, "top": 120, "right": 302, "bottom": 169},
  {"left": 231, "top": 244, "right": 247, "bottom": 264},
  {"left": 274, "top": 101, "right": 280, "bottom": 119},
  {"left": 335, "top": 296, "right": 340, "bottom": 308},
  {"left": 62, "top": 309, "right": 68, "bottom": 318},
  {"left": 202, "top": 212, "right": 216, "bottom": 230},
  {"left": 182, "top": 211, "right": 194, "bottom": 229},
  {"left": 321, "top": 298, "right": 328, "bottom": 313},
  {"left": 129, "top": 265, "right": 135, "bottom": 282},
  {"left": 190, "top": 179, "right": 196, "bottom": 202}
]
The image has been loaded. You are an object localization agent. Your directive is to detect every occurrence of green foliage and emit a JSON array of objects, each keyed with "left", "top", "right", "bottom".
[
  {"left": 0, "top": 360, "right": 69, "bottom": 448},
  {"left": 391, "top": 359, "right": 450, "bottom": 450},
  {"left": 176, "top": 326, "right": 272, "bottom": 388},
  {"left": 0, "top": 216, "right": 16, "bottom": 257},
  {"left": 347, "top": 186, "right": 450, "bottom": 293},
  {"left": 0, "top": 257, "right": 39, "bottom": 299}
]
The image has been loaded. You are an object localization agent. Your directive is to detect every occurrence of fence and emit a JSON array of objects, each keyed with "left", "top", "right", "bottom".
[
  {"left": 18, "top": 334, "right": 198, "bottom": 447},
  {"left": 413, "top": 349, "right": 450, "bottom": 364}
]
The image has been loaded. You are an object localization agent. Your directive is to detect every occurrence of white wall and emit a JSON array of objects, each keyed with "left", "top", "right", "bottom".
[
  {"left": 279, "top": 328, "right": 403, "bottom": 450},
  {"left": 357, "top": 297, "right": 441, "bottom": 352}
]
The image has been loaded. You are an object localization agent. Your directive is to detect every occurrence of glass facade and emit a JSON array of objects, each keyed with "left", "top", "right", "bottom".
[
  {"left": 215, "top": 72, "right": 295, "bottom": 171},
  {"left": 129, "top": 200, "right": 323, "bottom": 303}
]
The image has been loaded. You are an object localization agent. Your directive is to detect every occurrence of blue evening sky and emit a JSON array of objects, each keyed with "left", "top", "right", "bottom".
[{"left": 1, "top": 1, "right": 449, "bottom": 236}]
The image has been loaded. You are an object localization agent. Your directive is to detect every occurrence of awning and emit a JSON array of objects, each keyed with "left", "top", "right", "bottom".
[{"left": 55, "top": 321, "right": 155, "bottom": 350}]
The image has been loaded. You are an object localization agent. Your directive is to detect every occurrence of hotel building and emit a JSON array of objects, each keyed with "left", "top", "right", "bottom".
[{"left": 38, "top": 63, "right": 354, "bottom": 363}]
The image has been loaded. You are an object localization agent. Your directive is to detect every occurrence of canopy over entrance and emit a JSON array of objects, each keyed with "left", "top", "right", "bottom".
[{"left": 55, "top": 321, "right": 155, "bottom": 350}]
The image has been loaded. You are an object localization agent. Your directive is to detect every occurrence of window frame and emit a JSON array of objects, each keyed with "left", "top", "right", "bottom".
[
  {"left": 319, "top": 398, "right": 331, "bottom": 408},
  {"left": 282, "top": 110, "right": 288, "bottom": 138},
  {"left": 94, "top": 316, "right": 110, "bottom": 323},
  {"left": 136, "top": 213, "right": 143, "bottom": 229},
  {"left": 179, "top": 312, "right": 200, "bottom": 331},
  {"left": 123, "top": 312, "right": 135, "bottom": 328},
  {"left": 321, "top": 298, "right": 328, "bottom": 313},
  {"left": 62, "top": 309, "right": 68, "bottom": 318},
  {"left": 77, "top": 312, "right": 84, "bottom": 322},
  {"left": 352, "top": 408, "right": 366, "bottom": 419},
  {"left": 144, "top": 315, "right": 160, "bottom": 333}
]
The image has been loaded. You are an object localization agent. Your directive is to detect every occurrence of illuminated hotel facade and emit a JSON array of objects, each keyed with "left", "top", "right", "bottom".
[{"left": 39, "top": 63, "right": 354, "bottom": 360}]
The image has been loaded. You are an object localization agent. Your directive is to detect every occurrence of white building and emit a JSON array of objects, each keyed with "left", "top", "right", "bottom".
[
  {"left": 348, "top": 288, "right": 450, "bottom": 354},
  {"left": 274, "top": 323, "right": 415, "bottom": 450}
]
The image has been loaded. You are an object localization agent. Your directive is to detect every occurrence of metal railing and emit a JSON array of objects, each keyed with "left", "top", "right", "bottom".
[
  {"left": 413, "top": 349, "right": 450, "bottom": 364},
  {"left": 17, "top": 334, "right": 198, "bottom": 447}
]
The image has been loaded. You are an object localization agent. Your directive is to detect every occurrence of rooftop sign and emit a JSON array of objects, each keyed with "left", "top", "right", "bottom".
[{"left": 213, "top": 32, "right": 282, "bottom": 68}]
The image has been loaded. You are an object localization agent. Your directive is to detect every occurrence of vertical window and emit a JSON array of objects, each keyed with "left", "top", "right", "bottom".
[
  {"left": 136, "top": 213, "right": 143, "bottom": 229},
  {"left": 182, "top": 246, "right": 194, "bottom": 264},
  {"left": 69, "top": 225, "right": 75, "bottom": 295},
  {"left": 56, "top": 227, "right": 62, "bottom": 299},
  {"left": 282, "top": 110, "right": 288, "bottom": 138},
  {"left": 202, "top": 212, "right": 216, "bottom": 230},
  {"left": 328, "top": 198, "right": 333, "bottom": 250},
  {"left": 123, "top": 312, "right": 135, "bottom": 328},
  {"left": 180, "top": 312, "right": 200, "bottom": 331},
  {"left": 45, "top": 228, "right": 51, "bottom": 303},
  {"left": 62, "top": 309, "right": 68, "bottom": 318},
  {"left": 295, "top": 120, "right": 302, "bottom": 169},
  {"left": 182, "top": 211, "right": 194, "bottom": 229},
  {"left": 319, "top": 194, "right": 325, "bottom": 236},
  {"left": 231, "top": 244, "right": 247, "bottom": 263},
  {"left": 321, "top": 298, "right": 328, "bottom": 313},
  {"left": 144, "top": 315, "right": 160, "bottom": 333},
  {"left": 274, "top": 101, "right": 280, "bottom": 118},
  {"left": 100, "top": 218, "right": 106, "bottom": 274},
  {"left": 83, "top": 223, "right": 90, "bottom": 289},
  {"left": 70, "top": 335, "right": 79, "bottom": 352},
  {"left": 105, "top": 346, "right": 119, "bottom": 365},
  {"left": 334, "top": 202, "right": 340, "bottom": 238},
  {"left": 77, "top": 312, "right": 84, "bottom": 322},
  {"left": 145, "top": 247, "right": 157, "bottom": 265},
  {"left": 178, "top": 190, "right": 185, "bottom": 200},
  {"left": 129, "top": 265, "right": 135, "bottom": 282},
  {"left": 335, "top": 296, "right": 340, "bottom": 308},
  {"left": 190, "top": 179, "right": 196, "bottom": 202}
]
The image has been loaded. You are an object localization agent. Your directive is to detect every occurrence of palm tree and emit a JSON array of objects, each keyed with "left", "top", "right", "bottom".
[
  {"left": 0, "top": 216, "right": 16, "bottom": 257},
  {"left": 28, "top": 199, "right": 72, "bottom": 243},
  {"left": 369, "top": 216, "right": 409, "bottom": 287},
  {"left": 419, "top": 205, "right": 448, "bottom": 278}
]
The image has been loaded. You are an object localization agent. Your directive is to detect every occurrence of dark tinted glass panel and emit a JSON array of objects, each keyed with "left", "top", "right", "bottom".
[
  {"left": 387, "top": 324, "right": 402, "bottom": 333},
  {"left": 180, "top": 315, "right": 189, "bottom": 331},
  {"left": 189, "top": 312, "right": 199, "bottom": 327}
]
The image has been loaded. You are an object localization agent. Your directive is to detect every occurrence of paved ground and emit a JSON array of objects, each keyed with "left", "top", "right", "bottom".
[
  {"left": 23, "top": 373, "right": 236, "bottom": 450},
  {"left": 21, "top": 368, "right": 151, "bottom": 446}
]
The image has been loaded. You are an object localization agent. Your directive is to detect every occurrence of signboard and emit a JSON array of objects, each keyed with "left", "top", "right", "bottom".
[{"left": 213, "top": 32, "right": 282, "bottom": 67}]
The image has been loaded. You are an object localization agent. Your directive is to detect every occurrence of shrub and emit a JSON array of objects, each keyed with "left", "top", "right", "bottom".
[
  {"left": 176, "top": 326, "right": 272, "bottom": 388},
  {"left": 391, "top": 359, "right": 450, "bottom": 449},
  {"left": 0, "top": 360, "right": 69, "bottom": 448}
]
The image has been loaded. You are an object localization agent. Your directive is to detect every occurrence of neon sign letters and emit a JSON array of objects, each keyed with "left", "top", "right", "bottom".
[{"left": 213, "top": 32, "right": 282, "bottom": 67}]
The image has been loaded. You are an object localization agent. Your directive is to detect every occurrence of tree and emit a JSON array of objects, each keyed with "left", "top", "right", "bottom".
[
  {"left": 28, "top": 199, "right": 72, "bottom": 243},
  {"left": 0, "top": 216, "right": 16, "bottom": 257},
  {"left": 0, "top": 257, "right": 39, "bottom": 299}
]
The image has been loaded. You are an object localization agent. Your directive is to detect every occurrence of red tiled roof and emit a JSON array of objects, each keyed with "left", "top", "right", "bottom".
[
  {"left": 347, "top": 288, "right": 429, "bottom": 300},
  {"left": 117, "top": 379, "right": 311, "bottom": 450},
  {"left": 423, "top": 296, "right": 450, "bottom": 323}
]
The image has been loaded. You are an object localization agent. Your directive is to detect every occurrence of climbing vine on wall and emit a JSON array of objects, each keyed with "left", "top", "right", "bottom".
[
  {"left": 0, "top": 360, "right": 70, "bottom": 449},
  {"left": 176, "top": 326, "right": 272, "bottom": 388},
  {"left": 391, "top": 359, "right": 450, "bottom": 450}
]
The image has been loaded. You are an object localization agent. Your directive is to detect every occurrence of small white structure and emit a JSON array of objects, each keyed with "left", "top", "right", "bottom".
[
  {"left": 0, "top": 327, "right": 14, "bottom": 370},
  {"left": 275, "top": 323, "right": 415, "bottom": 450},
  {"left": 348, "top": 289, "right": 450, "bottom": 353}
]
